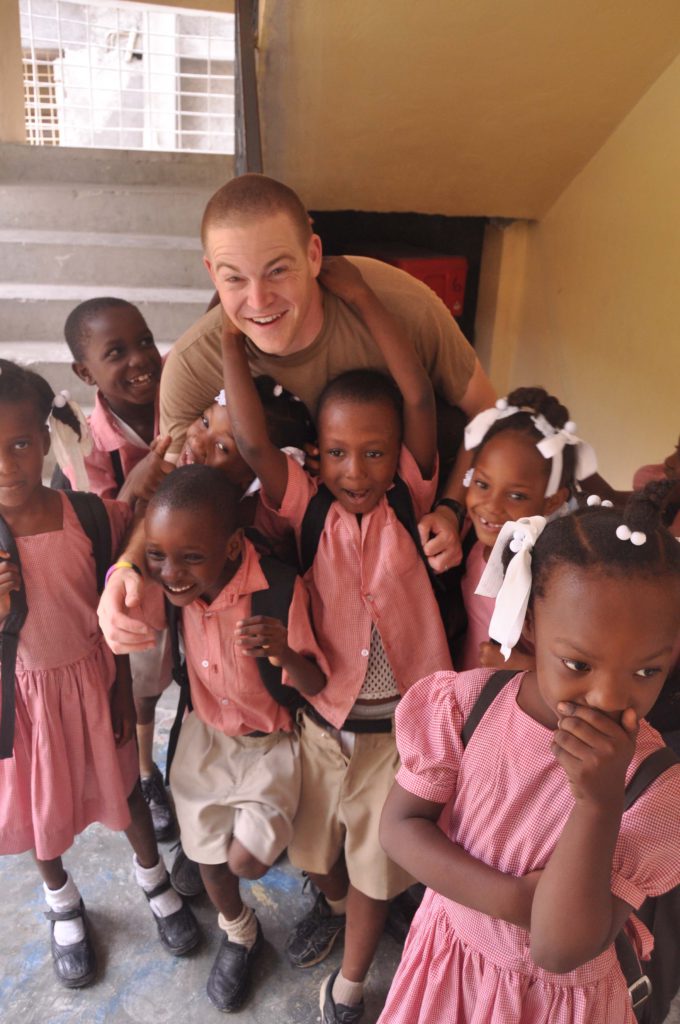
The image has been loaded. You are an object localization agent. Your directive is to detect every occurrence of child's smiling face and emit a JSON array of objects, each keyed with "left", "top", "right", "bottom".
[
  {"left": 467, "top": 432, "right": 564, "bottom": 552},
  {"left": 144, "top": 504, "right": 241, "bottom": 606},
  {"left": 183, "top": 402, "right": 254, "bottom": 489},
  {"left": 521, "top": 564, "right": 679, "bottom": 730},
  {"left": 73, "top": 306, "right": 162, "bottom": 412},
  {"left": 318, "top": 398, "right": 401, "bottom": 514}
]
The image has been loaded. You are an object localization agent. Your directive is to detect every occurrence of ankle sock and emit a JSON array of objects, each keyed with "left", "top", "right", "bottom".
[
  {"left": 332, "top": 970, "right": 364, "bottom": 1007},
  {"left": 133, "top": 855, "right": 182, "bottom": 918},
  {"left": 218, "top": 904, "right": 258, "bottom": 949},
  {"left": 327, "top": 895, "right": 347, "bottom": 916},
  {"left": 44, "top": 873, "right": 85, "bottom": 945}
]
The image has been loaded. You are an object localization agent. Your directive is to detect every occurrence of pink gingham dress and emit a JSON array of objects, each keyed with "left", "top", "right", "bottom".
[
  {"left": 378, "top": 669, "right": 680, "bottom": 1024},
  {"left": 0, "top": 493, "right": 138, "bottom": 861}
]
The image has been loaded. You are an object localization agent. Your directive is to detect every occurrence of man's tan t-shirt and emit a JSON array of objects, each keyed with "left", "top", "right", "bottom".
[{"left": 160, "top": 256, "right": 477, "bottom": 455}]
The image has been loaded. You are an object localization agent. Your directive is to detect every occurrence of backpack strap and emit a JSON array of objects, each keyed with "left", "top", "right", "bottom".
[
  {"left": 251, "top": 555, "right": 306, "bottom": 712},
  {"left": 0, "top": 515, "right": 28, "bottom": 760},
  {"left": 64, "top": 491, "right": 112, "bottom": 595},
  {"left": 623, "top": 745, "right": 680, "bottom": 811},
  {"left": 110, "top": 449, "right": 125, "bottom": 493},
  {"left": 386, "top": 476, "right": 446, "bottom": 604},
  {"left": 299, "top": 484, "right": 335, "bottom": 576},
  {"left": 461, "top": 669, "right": 517, "bottom": 747},
  {"left": 164, "top": 599, "right": 193, "bottom": 785}
]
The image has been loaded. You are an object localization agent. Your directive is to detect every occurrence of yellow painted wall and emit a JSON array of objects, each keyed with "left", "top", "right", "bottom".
[
  {"left": 502, "top": 52, "right": 680, "bottom": 488},
  {"left": 0, "top": 0, "right": 27, "bottom": 142},
  {"left": 259, "top": 0, "right": 680, "bottom": 218}
]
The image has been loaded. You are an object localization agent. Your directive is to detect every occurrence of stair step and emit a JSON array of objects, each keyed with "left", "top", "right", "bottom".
[{"left": 0, "top": 183, "right": 216, "bottom": 236}]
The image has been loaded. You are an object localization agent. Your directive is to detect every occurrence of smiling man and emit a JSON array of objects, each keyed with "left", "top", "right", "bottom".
[{"left": 159, "top": 174, "right": 495, "bottom": 570}]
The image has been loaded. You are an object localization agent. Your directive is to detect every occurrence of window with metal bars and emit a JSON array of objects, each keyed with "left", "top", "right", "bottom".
[{"left": 19, "top": 0, "right": 235, "bottom": 153}]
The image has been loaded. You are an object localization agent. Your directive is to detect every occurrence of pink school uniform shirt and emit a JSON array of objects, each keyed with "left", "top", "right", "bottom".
[
  {"left": 261, "top": 447, "right": 453, "bottom": 729},
  {"left": 173, "top": 537, "right": 326, "bottom": 736},
  {"left": 459, "top": 538, "right": 495, "bottom": 670},
  {"left": 65, "top": 390, "right": 158, "bottom": 497}
]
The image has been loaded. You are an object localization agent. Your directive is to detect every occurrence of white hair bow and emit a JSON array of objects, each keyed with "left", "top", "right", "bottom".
[
  {"left": 48, "top": 392, "right": 93, "bottom": 491},
  {"left": 475, "top": 515, "right": 547, "bottom": 659},
  {"left": 465, "top": 399, "right": 598, "bottom": 497}
]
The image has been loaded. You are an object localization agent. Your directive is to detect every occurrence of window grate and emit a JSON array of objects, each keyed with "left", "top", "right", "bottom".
[{"left": 19, "top": 0, "right": 235, "bottom": 153}]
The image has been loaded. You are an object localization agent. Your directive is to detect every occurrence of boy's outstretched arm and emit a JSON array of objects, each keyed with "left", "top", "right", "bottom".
[
  {"left": 380, "top": 782, "right": 540, "bottom": 928},
  {"left": 220, "top": 318, "right": 289, "bottom": 508},
  {"left": 320, "top": 257, "right": 437, "bottom": 480}
]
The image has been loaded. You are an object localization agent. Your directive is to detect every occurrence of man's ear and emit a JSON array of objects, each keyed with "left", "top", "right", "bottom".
[
  {"left": 543, "top": 486, "right": 569, "bottom": 518},
  {"left": 225, "top": 527, "right": 244, "bottom": 562},
  {"left": 72, "top": 361, "right": 96, "bottom": 387},
  {"left": 308, "top": 233, "right": 323, "bottom": 279},
  {"left": 203, "top": 255, "right": 218, "bottom": 288}
]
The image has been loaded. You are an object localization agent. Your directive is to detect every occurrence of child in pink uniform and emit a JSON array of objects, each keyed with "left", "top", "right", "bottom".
[
  {"left": 63, "top": 297, "right": 176, "bottom": 839},
  {"left": 456, "top": 386, "right": 596, "bottom": 671},
  {"left": 0, "top": 360, "right": 198, "bottom": 989},
  {"left": 142, "top": 464, "right": 326, "bottom": 1012},
  {"left": 220, "top": 257, "right": 452, "bottom": 1023},
  {"left": 378, "top": 485, "right": 680, "bottom": 1024}
]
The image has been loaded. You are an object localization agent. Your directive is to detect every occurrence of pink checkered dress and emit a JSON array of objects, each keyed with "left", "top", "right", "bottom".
[
  {"left": 378, "top": 669, "right": 680, "bottom": 1024},
  {"left": 0, "top": 493, "right": 138, "bottom": 861}
]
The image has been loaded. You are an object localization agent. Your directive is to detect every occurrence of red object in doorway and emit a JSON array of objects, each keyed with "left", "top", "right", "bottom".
[{"left": 358, "top": 245, "right": 468, "bottom": 318}]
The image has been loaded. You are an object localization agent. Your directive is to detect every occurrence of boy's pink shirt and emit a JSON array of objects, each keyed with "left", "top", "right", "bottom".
[
  {"left": 65, "top": 390, "right": 159, "bottom": 498},
  {"left": 146, "top": 537, "right": 327, "bottom": 736},
  {"left": 261, "top": 447, "right": 452, "bottom": 728}
]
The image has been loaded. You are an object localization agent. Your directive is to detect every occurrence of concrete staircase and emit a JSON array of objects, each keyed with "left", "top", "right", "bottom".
[{"left": 0, "top": 143, "right": 233, "bottom": 405}]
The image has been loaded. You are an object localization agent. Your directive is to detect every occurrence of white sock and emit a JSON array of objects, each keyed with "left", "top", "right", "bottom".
[
  {"left": 44, "top": 873, "right": 85, "bottom": 945},
  {"left": 217, "top": 904, "right": 258, "bottom": 949},
  {"left": 133, "top": 855, "right": 182, "bottom": 918},
  {"left": 332, "top": 970, "right": 364, "bottom": 1007}
]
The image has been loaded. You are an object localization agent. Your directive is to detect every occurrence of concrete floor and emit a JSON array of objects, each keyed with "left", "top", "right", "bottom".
[{"left": 2, "top": 684, "right": 679, "bottom": 1024}]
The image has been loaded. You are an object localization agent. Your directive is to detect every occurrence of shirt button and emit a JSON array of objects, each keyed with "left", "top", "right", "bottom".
[
  {"left": 361, "top": 648, "right": 369, "bottom": 657},
  {"left": 204, "top": 612, "right": 212, "bottom": 619},
  {"left": 365, "top": 594, "right": 373, "bottom": 602},
  {"left": 201, "top": 659, "right": 209, "bottom": 668},
  {"left": 221, "top": 698, "right": 229, "bottom": 705}
]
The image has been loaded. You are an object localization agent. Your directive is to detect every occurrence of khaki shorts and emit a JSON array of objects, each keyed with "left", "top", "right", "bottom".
[
  {"left": 130, "top": 630, "right": 173, "bottom": 700},
  {"left": 170, "top": 712, "right": 300, "bottom": 866},
  {"left": 288, "top": 711, "right": 414, "bottom": 901}
]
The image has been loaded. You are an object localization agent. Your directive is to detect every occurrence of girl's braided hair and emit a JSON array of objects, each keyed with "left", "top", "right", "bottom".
[
  {"left": 254, "top": 375, "right": 316, "bottom": 450},
  {"left": 0, "top": 359, "right": 81, "bottom": 439},
  {"left": 475, "top": 386, "right": 576, "bottom": 491},
  {"left": 528, "top": 479, "right": 680, "bottom": 601}
]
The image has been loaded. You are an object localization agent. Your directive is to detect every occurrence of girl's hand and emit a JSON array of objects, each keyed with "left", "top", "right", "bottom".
[
  {"left": 98, "top": 568, "right": 155, "bottom": 653},
  {"left": 235, "top": 615, "right": 289, "bottom": 666},
  {"left": 478, "top": 641, "right": 506, "bottom": 668},
  {"left": 0, "top": 556, "right": 21, "bottom": 623},
  {"left": 117, "top": 436, "right": 174, "bottom": 506},
  {"left": 220, "top": 307, "right": 243, "bottom": 342},
  {"left": 303, "top": 442, "right": 320, "bottom": 477},
  {"left": 109, "top": 677, "right": 137, "bottom": 747},
  {"left": 552, "top": 703, "right": 638, "bottom": 806},
  {"left": 318, "top": 256, "right": 370, "bottom": 307}
]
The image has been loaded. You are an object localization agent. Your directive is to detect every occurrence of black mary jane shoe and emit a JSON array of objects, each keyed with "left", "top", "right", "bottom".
[
  {"left": 206, "top": 919, "right": 263, "bottom": 1013},
  {"left": 45, "top": 900, "right": 97, "bottom": 989},
  {"left": 144, "top": 878, "right": 201, "bottom": 956}
]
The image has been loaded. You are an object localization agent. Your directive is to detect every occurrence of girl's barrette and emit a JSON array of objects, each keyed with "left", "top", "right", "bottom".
[
  {"left": 214, "top": 389, "right": 227, "bottom": 407},
  {"left": 476, "top": 515, "right": 547, "bottom": 659},
  {"left": 615, "top": 524, "right": 647, "bottom": 546},
  {"left": 586, "top": 494, "right": 613, "bottom": 508},
  {"left": 463, "top": 468, "right": 473, "bottom": 488},
  {"left": 464, "top": 399, "right": 598, "bottom": 498},
  {"left": 52, "top": 389, "right": 70, "bottom": 408}
]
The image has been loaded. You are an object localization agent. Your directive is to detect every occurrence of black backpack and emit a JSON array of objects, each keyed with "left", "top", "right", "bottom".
[
  {"left": 50, "top": 448, "right": 125, "bottom": 495},
  {"left": 462, "top": 670, "right": 680, "bottom": 1023},
  {"left": 0, "top": 491, "right": 112, "bottom": 759},
  {"left": 164, "top": 552, "right": 307, "bottom": 782}
]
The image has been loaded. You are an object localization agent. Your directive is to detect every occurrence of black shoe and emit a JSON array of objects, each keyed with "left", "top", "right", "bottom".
[
  {"left": 287, "top": 892, "right": 346, "bottom": 968},
  {"left": 170, "top": 842, "right": 205, "bottom": 898},
  {"left": 206, "top": 918, "right": 263, "bottom": 1013},
  {"left": 45, "top": 900, "right": 96, "bottom": 989},
  {"left": 143, "top": 878, "right": 201, "bottom": 956},
  {"left": 320, "top": 969, "right": 365, "bottom": 1024},
  {"left": 140, "top": 763, "right": 176, "bottom": 841}
]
